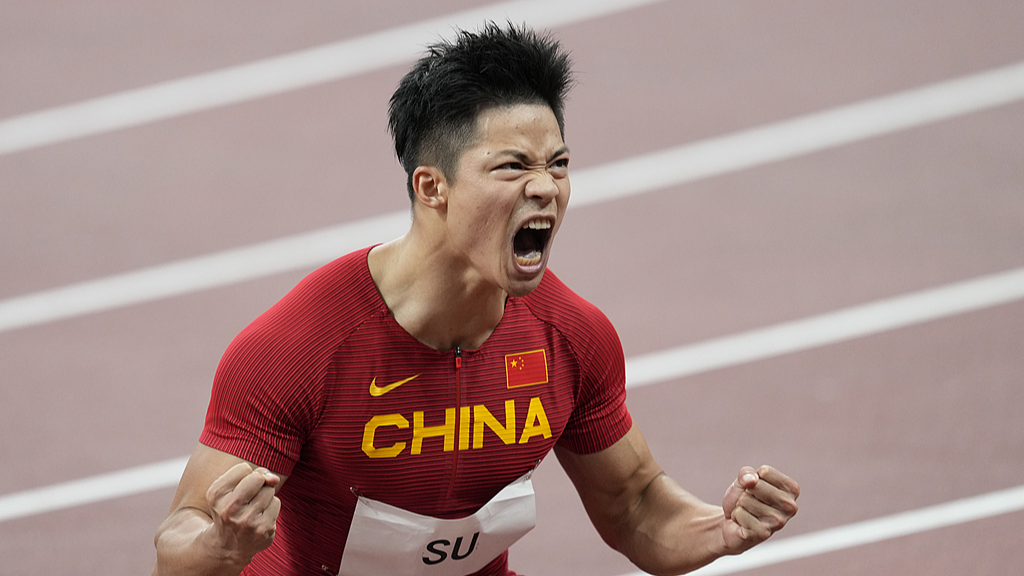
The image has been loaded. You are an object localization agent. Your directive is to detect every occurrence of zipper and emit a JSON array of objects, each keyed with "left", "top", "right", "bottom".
[{"left": 447, "top": 347, "right": 462, "bottom": 498}]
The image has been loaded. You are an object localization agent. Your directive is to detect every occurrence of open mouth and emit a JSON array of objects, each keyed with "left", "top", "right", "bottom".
[{"left": 513, "top": 220, "right": 552, "bottom": 267}]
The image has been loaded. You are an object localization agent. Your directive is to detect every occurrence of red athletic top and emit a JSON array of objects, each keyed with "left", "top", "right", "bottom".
[{"left": 200, "top": 247, "right": 632, "bottom": 575}]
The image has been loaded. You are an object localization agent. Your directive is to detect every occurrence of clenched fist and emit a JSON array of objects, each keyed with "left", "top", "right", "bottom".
[
  {"left": 201, "top": 463, "right": 283, "bottom": 563},
  {"left": 720, "top": 465, "right": 800, "bottom": 553}
]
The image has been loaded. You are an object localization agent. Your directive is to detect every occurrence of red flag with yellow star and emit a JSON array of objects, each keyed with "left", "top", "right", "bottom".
[{"left": 505, "top": 349, "right": 548, "bottom": 388}]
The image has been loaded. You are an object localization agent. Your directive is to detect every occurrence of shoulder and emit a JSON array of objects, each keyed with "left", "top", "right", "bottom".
[
  {"left": 521, "top": 269, "right": 621, "bottom": 356},
  {"left": 218, "top": 247, "right": 383, "bottom": 381},
  {"left": 523, "top": 269, "right": 614, "bottom": 331},
  {"left": 525, "top": 271, "right": 632, "bottom": 454}
]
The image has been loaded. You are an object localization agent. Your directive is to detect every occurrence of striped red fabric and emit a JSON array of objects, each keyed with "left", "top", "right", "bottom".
[{"left": 200, "top": 247, "right": 631, "bottom": 576}]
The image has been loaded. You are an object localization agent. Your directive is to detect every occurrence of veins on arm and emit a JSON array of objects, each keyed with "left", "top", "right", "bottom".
[{"left": 555, "top": 426, "right": 727, "bottom": 576}]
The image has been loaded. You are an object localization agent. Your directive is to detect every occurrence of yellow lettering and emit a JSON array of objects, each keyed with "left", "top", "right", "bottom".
[
  {"left": 363, "top": 398, "right": 554, "bottom": 458},
  {"left": 519, "top": 397, "right": 552, "bottom": 444},
  {"left": 412, "top": 408, "right": 456, "bottom": 454},
  {"left": 473, "top": 400, "right": 516, "bottom": 448},
  {"left": 362, "top": 414, "right": 409, "bottom": 458},
  {"left": 459, "top": 406, "right": 471, "bottom": 451}
]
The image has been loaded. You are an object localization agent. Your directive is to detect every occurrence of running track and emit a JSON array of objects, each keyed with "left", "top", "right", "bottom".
[{"left": 1, "top": 1, "right": 1022, "bottom": 574}]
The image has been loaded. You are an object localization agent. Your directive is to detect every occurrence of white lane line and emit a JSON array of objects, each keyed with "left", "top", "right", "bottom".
[
  {"left": 2, "top": 469, "right": 1022, "bottom": 576},
  {"left": 0, "top": 212, "right": 412, "bottom": 333},
  {"left": 625, "top": 267, "right": 1024, "bottom": 388},
  {"left": 2, "top": 60, "right": 1023, "bottom": 334},
  {"left": 2, "top": 267, "right": 1023, "bottom": 522},
  {"left": 0, "top": 0, "right": 668, "bottom": 156},
  {"left": 571, "top": 60, "right": 1024, "bottom": 206},
  {"left": 0, "top": 457, "right": 189, "bottom": 523},
  {"left": 620, "top": 484, "right": 1024, "bottom": 576}
]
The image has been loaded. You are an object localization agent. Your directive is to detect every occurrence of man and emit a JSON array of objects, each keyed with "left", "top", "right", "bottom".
[{"left": 153, "top": 23, "right": 798, "bottom": 576}]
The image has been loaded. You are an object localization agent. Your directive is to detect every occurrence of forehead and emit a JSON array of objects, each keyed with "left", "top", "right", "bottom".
[{"left": 465, "top": 103, "right": 566, "bottom": 158}]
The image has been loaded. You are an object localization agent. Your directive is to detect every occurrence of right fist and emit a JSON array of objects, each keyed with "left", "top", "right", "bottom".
[{"left": 204, "top": 463, "right": 282, "bottom": 561}]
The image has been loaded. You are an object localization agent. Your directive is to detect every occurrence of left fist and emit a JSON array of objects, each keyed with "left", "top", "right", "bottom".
[{"left": 720, "top": 465, "right": 800, "bottom": 552}]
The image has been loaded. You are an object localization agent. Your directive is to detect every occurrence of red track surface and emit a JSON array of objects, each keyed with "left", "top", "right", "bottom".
[{"left": 2, "top": 1, "right": 1022, "bottom": 574}]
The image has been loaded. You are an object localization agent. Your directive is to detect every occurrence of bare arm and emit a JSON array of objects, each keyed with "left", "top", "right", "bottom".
[
  {"left": 555, "top": 425, "right": 799, "bottom": 576},
  {"left": 152, "top": 444, "right": 288, "bottom": 576}
]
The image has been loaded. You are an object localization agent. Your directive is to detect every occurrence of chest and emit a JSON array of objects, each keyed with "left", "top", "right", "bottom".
[{"left": 299, "top": 315, "right": 580, "bottom": 517}]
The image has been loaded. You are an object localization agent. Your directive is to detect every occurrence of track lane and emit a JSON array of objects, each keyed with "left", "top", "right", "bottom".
[{"left": 2, "top": 1, "right": 1022, "bottom": 574}]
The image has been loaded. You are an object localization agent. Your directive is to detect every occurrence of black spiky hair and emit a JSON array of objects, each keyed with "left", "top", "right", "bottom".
[{"left": 388, "top": 21, "right": 574, "bottom": 201}]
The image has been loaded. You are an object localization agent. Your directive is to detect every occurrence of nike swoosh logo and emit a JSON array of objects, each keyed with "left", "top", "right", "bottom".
[{"left": 369, "top": 374, "right": 420, "bottom": 397}]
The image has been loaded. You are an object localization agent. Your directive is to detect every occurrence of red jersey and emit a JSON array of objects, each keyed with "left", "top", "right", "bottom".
[{"left": 200, "top": 247, "right": 632, "bottom": 575}]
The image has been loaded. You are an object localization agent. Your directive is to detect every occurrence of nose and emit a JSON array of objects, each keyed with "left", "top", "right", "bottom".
[{"left": 525, "top": 169, "right": 561, "bottom": 204}]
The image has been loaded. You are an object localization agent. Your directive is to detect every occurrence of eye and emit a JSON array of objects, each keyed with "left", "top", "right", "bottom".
[
  {"left": 548, "top": 157, "right": 569, "bottom": 176},
  {"left": 497, "top": 161, "right": 524, "bottom": 171}
]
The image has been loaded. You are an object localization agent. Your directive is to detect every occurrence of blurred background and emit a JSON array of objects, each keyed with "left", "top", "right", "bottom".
[{"left": 1, "top": 1, "right": 1022, "bottom": 574}]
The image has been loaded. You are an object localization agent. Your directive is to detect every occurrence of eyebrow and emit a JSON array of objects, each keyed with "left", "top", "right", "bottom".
[{"left": 497, "top": 145, "right": 571, "bottom": 165}]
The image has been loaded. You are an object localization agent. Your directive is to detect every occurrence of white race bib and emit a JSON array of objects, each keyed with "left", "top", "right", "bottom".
[{"left": 337, "top": 472, "right": 536, "bottom": 576}]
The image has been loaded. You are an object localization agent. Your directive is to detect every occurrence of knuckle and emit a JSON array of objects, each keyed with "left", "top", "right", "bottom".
[
  {"left": 741, "top": 519, "right": 773, "bottom": 542},
  {"left": 239, "top": 504, "right": 267, "bottom": 527},
  {"left": 211, "top": 496, "right": 236, "bottom": 519},
  {"left": 737, "top": 491, "right": 755, "bottom": 508},
  {"left": 205, "top": 483, "right": 223, "bottom": 506},
  {"left": 255, "top": 522, "right": 276, "bottom": 541}
]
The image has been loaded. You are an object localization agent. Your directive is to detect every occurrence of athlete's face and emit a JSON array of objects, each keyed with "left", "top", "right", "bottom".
[{"left": 443, "top": 104, "right": 570, "bottom": 297}]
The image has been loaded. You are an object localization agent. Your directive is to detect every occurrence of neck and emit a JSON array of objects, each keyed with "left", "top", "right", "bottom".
[{"left": 368, "top": 232, "right": 508, "bottom": 352}]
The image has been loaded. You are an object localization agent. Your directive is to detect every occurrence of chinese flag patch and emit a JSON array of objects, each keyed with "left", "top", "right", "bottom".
[{"left": 505, "top": 349, "right": 549, "bottom": 389}]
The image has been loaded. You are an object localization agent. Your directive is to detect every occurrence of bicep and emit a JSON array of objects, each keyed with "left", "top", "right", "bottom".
[
  {"left": 165, "top": 443, "right": 289, "bottom": 517},
  {"left": 554, "top": 424, "right": 664, "bottom": 547}
]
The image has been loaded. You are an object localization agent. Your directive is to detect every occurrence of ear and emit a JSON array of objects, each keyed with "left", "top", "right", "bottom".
[{"left": 411, "top": 166, "right": 448, "bottom": 211}]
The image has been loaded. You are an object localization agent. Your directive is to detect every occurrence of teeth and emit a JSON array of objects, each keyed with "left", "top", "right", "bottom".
[
  {"left": 516, "top": 252, "right": 543, "bottom": 266},
  {"left": 523, "top": 220, "right": 552, "bottom": 230},
  {"left": 514, "top": 219, "right": 550, "bottom": 268}
]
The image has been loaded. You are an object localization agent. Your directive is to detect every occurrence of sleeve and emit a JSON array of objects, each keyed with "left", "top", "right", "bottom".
[
  {"left": 198, "top": 248, "right": 379, "bottom": 475},
  {"left": 556, "top": 303, "right": 633, "bottom": 455},
  {"left": 198, "top": 314, "right": 326, "bottom": 476}
]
